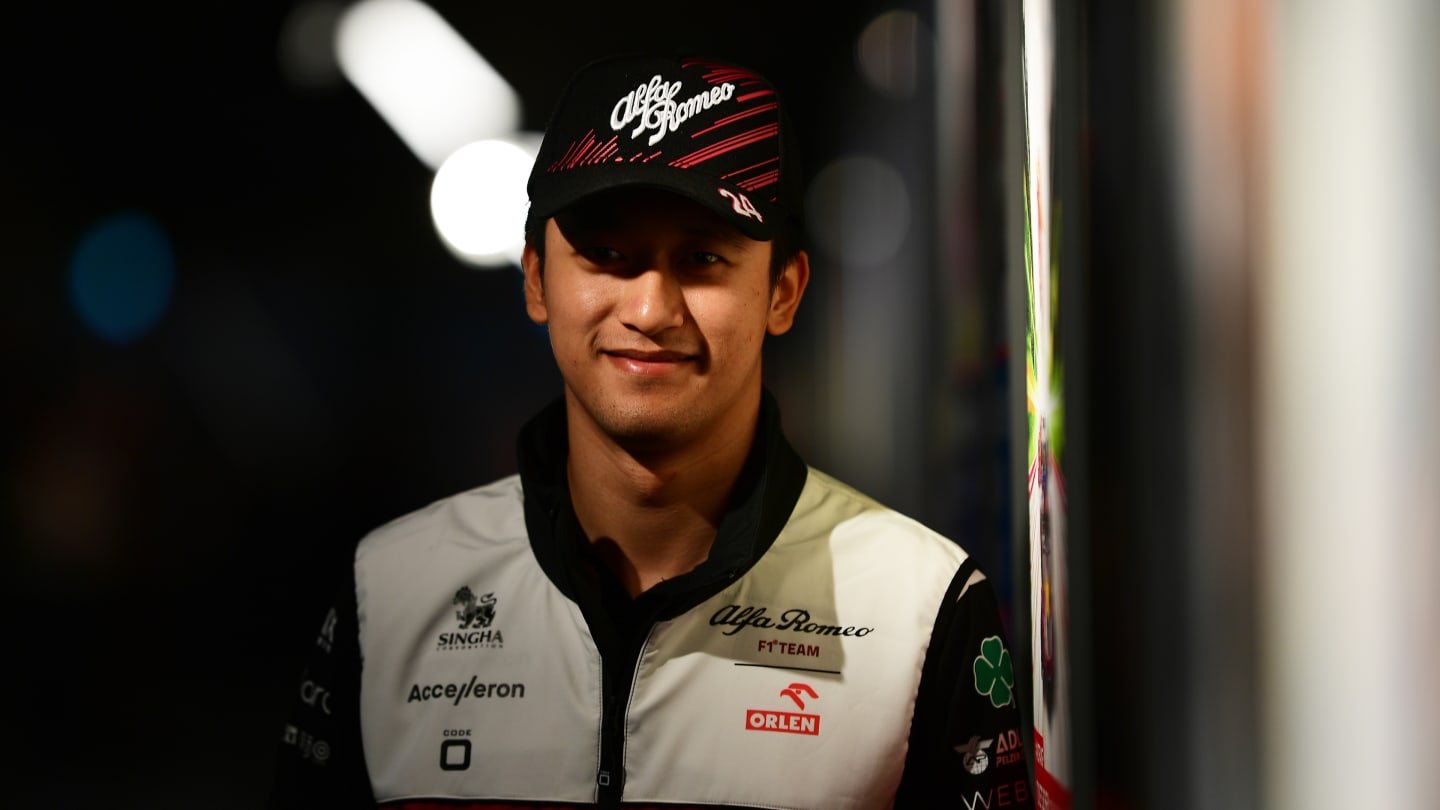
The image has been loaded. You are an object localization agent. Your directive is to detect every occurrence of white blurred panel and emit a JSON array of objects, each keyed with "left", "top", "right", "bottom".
[{"left": 1262, "top": 2, "right": 1440, "bottom": 809}]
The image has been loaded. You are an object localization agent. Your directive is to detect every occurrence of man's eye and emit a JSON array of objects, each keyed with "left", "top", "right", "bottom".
[
  {"left": 580, "top": 246, "right": 623, "bottom": 262},
  {"left": 692, "top": 252, "right": 723, "bottom": 265}
]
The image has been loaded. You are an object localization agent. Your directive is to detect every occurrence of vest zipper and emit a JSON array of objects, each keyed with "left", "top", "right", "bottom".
[
  {"left": 597, "top": 675, "right": 622, "bottom": 807},
  {"left": 597, "top": 625, "right": 657, "bottom": 808}
]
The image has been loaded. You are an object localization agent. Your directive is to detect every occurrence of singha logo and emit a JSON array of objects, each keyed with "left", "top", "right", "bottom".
[{"left": 453, "top": 587, "right": 497, "bottom": 629}]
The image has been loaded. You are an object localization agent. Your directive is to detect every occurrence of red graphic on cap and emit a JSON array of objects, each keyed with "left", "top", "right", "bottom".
[
  {"left": 549, "top": 130, "right": 621, "bottom": 173},
  {"left": 669, "top": 124, "right": 779, "bottom": 169},
  {"left": 737, "top": 170, "right": 779, "bottom": 192},
  {"left": 684, "top": 61, "right": 761, "bottom": 86},
  {"left": 691, "top": 102, "right": 778, "bottom": 138}
]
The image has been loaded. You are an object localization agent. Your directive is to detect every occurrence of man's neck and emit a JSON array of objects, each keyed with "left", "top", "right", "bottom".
[{"left": 564, "top": 395, "right": 760, "bottom": 599}]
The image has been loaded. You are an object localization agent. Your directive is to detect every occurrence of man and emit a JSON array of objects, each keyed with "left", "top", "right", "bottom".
[{"left": 272, "top": 54, "right": 1032, "bottom": 809}]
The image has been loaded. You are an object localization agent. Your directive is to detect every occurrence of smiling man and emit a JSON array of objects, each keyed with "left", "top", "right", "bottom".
[{"left": 272, "top": 54, "right": 1031, "bottom": 810}]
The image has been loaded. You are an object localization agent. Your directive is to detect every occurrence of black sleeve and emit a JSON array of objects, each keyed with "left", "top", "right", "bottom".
[
  {"left": 896, "top": 558, "right": 1035, "bottom": 809},
  {"left": 268, "top": 563, "right": 376, "bottom": 810}
]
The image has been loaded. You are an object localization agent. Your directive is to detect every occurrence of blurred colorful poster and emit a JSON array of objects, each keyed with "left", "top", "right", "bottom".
[{"left": 1022, "top": 0, "right": 1071, "bottom": 806}]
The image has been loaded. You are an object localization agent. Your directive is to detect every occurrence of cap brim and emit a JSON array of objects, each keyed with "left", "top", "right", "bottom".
[{"left": 529, "top": 163, "right": 776, "bottom": 242}]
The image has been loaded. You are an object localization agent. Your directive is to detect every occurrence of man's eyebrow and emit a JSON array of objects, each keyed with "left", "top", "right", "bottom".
[
  {"left": 554, "top": 210, "right": 617, "bottom": 240},
  {"left": 683, "top": 226, "right": 751, "bottom": 250}
]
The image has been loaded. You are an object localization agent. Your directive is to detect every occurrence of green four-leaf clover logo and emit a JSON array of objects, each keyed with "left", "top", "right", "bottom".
[{"left": 973, "top": 635, "right": 1014, "bottom": 708}]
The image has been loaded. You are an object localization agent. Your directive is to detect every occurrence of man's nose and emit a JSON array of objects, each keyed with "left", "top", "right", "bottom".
[{"left": 618, "top": 266, "right": 686, "bottom": 334}]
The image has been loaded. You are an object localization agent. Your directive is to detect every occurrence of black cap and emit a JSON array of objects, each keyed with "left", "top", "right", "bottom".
[{"left": 527, "top": 54, "right": 800, "bottom": 241}]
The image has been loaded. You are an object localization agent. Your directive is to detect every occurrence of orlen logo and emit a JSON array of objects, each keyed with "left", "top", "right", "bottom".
[{"left": 745, "top": 682, "right": 821, "bottom": 736}]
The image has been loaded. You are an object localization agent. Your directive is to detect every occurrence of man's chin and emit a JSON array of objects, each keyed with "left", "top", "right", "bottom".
[
  {"left": 597, "top": 416, "right": 689, "bottom": 451},
  {"left": 582, "top": 401, "right": 700, "bottom": 451}
]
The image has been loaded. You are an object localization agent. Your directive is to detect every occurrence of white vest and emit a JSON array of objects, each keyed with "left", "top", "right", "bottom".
[{"left": 354, "top": 468, "right": 969, "bottom": 809}]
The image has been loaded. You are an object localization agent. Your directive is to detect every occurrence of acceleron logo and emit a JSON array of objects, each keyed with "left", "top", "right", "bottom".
[{"left": 745, "top": 682, "right": 821, "bottom": 735}]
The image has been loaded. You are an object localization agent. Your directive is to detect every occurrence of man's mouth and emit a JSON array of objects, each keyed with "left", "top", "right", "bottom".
[{"left": 603, "top": 348, "right": 694, "bottom": 377}]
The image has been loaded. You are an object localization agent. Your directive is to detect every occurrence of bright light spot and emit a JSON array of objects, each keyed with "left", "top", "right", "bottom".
[
  {"left": 431, "top": 137, "right": 536, "bottom": 268},
  {"left": 68, "top": 211, "right": 175, "bottom": 343},
  {"left": 857, "top": 10, "right": 924, "bottom": 99},
  {"left": 805, "top": 155, "right": 912, "bottom": 266},
  {"left": 279, "top": 0, "right": 345, "bottom": 90},
  {"left": 335, "top": 0, "right": 521, "bottom": 168}
]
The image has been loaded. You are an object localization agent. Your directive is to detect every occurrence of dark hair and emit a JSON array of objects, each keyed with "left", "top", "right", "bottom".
[{"left": 523, "top": 206, "right": 803, "bottom": 288}]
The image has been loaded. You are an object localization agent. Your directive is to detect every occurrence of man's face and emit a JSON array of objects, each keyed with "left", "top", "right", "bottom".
[{"left": 521, "top": 188, "right": 808, "bottom": 452}]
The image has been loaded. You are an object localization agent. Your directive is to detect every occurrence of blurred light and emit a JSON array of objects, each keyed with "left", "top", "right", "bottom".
[
  {"left": 430, "top": 137, "right": 536, "bottom": 268},
  {"left": 68, "top": 211, "right": 175, "bottom": 343},
  {"left": 804, "top": 155, "right": 911, "bottom": 266},
  {"left": 335, "top": 0, "right": 521, "bottom": 168},
  {"left": 856, "top": 10, "right": 923, "bottom": 99},
  {"left": 279, "top": 0, "right": 345, "bottom": 90}
]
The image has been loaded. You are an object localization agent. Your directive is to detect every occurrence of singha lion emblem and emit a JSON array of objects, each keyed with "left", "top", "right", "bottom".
[{"left": 453, "top": 586, "right": 497, "bottom": 629}]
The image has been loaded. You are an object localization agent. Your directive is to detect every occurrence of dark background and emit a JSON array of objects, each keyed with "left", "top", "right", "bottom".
[
  {"left": 11, "top": 3, "right": 1419, "bottom": 809},
  {"left": 6, "top": 1, "right": 1020, "bottom": 806}
]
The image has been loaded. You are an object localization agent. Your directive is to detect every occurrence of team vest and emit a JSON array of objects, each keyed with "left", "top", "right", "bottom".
[{"left": 353, "top": 468, "right": 969, "bottom": 809}]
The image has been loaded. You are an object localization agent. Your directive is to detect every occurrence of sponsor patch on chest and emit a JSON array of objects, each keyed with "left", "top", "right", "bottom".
[
  {"left": 710, "top": 604, "right": 875, "bottom": 638},
  {"left": 745, "top": 682, "right": 822, "bottom": 736}
]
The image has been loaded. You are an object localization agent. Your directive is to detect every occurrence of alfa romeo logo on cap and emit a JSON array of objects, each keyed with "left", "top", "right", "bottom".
[{"left": 609, "top": 73, "right": 738, "bottom": 147}]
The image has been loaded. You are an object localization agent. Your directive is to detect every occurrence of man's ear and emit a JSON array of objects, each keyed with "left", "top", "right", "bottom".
[
  {"left": 521, "top": 238, "right": 548, "bottom": 325},
  {"left": 766, "top": 250, "right": 810, "bottom": 336}
]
